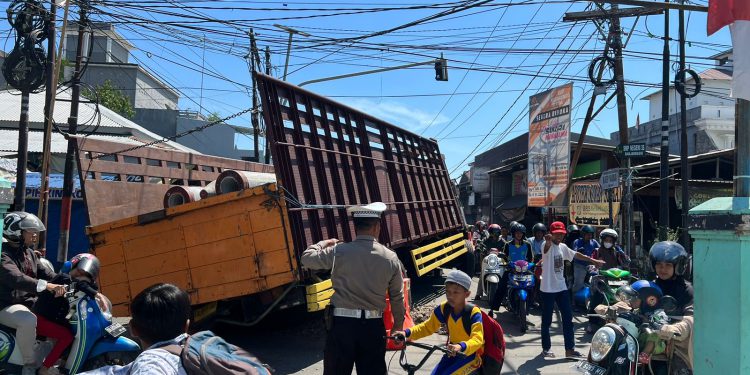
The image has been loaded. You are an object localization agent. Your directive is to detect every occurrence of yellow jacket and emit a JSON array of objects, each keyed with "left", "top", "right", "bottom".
[{"left": 406, "top": 301, "right": 484, "bottom": 356}]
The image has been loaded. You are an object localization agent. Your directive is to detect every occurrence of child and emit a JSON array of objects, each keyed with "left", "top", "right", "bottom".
[
  {"left": 395, "top": 270, "right": 484, "bottom": 375},
  {"left": 33, "top": 253, "right": 101, "bottom": 375}
]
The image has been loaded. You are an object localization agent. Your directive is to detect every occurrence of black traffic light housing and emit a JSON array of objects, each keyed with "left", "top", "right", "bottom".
[{"left": 435, "top": 54, "right": 448, "bottom": 81}]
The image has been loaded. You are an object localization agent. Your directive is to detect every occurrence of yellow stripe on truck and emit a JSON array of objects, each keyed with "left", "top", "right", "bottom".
[{"left": 411, "top": 234, "right": 468, "bottom": 277}]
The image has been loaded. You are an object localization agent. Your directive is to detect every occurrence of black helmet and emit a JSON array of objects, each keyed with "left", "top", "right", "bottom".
[
  {"left": 532, "top": 223, "right": 547, "bottom": 234},
  {"left": 649, "top": 241, "right": 689, "bottom": 276},
  {"left": 71, "top": 253, "right": 101, "bottom": 280},
  {"left": 509, "top": 221, "right": 519, "bottom": 229},
  {"left": 567, "top": 225, "right": 580, "bottom": 233},
  {"left": 581, "top": 225, "right": 596, "bottom": 235},
  {"left": 3, "top": 211, "right": 46, "bottom": 244},
  {"left": 510, "top": 223, "right": 526, "bottom": 237}
]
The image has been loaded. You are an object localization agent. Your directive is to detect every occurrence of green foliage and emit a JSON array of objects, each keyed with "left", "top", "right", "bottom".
[
  {"left": 82, "top": 80, "right": 135, "bottom": 119},
  {"left": 207, "top": 112, "right": 222, "bottom": 123}
]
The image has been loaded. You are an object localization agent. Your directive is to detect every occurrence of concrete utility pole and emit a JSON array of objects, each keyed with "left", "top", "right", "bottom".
[
  {"left": 264, "top": 46, "right": 272, "bottom": 165},
  {"left": 248, "top": 30, "right": 261, "bottom": 162},
  {"left": 38, "top": 0, "right": 57, "bottom": 249},
  {"left": 274, "top": 24, "right": 310, "bottom": 81},
  {"left": 659, "top": 0, "right": 670, "bottom": 240},
  {"left": 58, "top": 3, "right": 87, "bottom": 262},
  {"left": 677, "top": 0, "right": 691, "bottom": 250}
]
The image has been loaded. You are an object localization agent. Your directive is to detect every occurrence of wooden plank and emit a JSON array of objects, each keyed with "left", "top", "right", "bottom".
[
  {"left": 195, "top": 279, "right": 265, "bottom": 304},
  {"left": 411, "top": 233, "right": 464, "bottom": 256},
  {"left": 129, "top": 270, "right": 191, "bottom": 298},
  {"left": 84, "top": 181, "right": 171, "bottom": 226},
  {"left": 93, "top": 242, "right": 124, "bottom": 265},
  {"left": 416, "top": 248, "right": 468, "bottom": 277},
  {"left": 258, "top": 248, "right": 293, "bottom": 276},
  {"left": 306, "top": 279, "right": 332, "bottom": 294},
  {"left": 307, "top": 287, "right": 334, "bottom": 303},
  {"left": 249, "top": 207, "right": 288, "bottom": 233},
  {"left": 185, "top": 235, "right": 256, "bottom": 268},
  {"left": 101, "top": 282, "right": 131, "bottom": 305},
  {"left": 182, "top": 213, "right": 252, "bottom": 248},
  {"left": 253, "top": 227, "right": 288, "bottom": 254},
  {"left": 190, "top": 257, "right": 257, "bottom": 289},
  {"left": 112, "top": 304, "right": 130, "bottom": 318},
  {"left": 83, "top": 159, "right": 217, "bottom": 182},
  {"left": 307, "top": 300, "right": 331, "bottom": 312},
  {"left": 99, "top": 263, "right": 128, "bottom": 287},
  {"left": 122, "top": 229, "right": 186, "bottom": 261},
  {"left": 414, "top": 241, "right": 465, "bottom": 266},
  {"left": 263, "top": 272, "right": 296, "bottom": 290},
  {"left": 126, "top": 249, "right": 190, "bottom": 281}
]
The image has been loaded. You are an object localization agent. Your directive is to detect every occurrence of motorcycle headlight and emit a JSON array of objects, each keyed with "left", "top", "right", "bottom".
[
  {"left": 590, "top": 327, "right": 616, "bottom": 362},
  {"left": 626, "top": 335, "right": 637, "bottom": 362},
  {"left": 487, "top": 256, "right": 499, "bottom": 268}
]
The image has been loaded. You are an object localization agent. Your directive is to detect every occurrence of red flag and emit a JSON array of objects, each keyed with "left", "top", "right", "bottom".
[{"left": 708, "top": 0, "right": 750, "bottom": 35}]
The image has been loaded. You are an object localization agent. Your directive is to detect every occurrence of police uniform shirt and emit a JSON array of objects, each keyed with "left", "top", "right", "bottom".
[{"left": 301, "top": 236, "right": 406, "bottom": 328}]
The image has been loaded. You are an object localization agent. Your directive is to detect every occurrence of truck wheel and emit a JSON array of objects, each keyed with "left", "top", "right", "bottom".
[{"left": 81, "top": 351, "right": 139, "bottom": 371}]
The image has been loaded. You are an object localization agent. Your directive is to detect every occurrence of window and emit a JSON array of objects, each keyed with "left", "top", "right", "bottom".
[
  {"left": 123, "top": 156, "right": 140, "bottom": 164},
  {"left": 166, "top": 161, "right": 180, "bottom": 169},
  {"left": 146, "top": 158, "right": 161, "bottom": 167}
]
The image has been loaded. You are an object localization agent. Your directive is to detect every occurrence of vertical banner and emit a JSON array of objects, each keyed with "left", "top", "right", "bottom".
[{"left": 527, "top": 83, "right": 573, "bottom": 207}]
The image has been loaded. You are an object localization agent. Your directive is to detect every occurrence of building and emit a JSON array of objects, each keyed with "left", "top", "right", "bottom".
[{"left": 611, "top": 49, "right": 735, "bottom": 155}]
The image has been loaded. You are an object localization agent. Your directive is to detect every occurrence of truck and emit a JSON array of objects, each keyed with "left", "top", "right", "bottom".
[{"left": 87, "top": 74, "right": 467, "bottom": 324}]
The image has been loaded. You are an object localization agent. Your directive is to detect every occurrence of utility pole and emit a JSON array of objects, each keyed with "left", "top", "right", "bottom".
[
  {"left": 564, "top": 3, "right": 661, "bottom": 258},
  {"left": 737, "top": 99, "right": 750, "bottom": 196},
  {"left": 15, "top": 92, "right": 30, "bottom": 212},
  {"left": 659, "top": 0, "right": 670, "bottom": 240},
  {"left": 274, "top": 24, "right": 310, "bottom": 81},
  {"left": 677, "top": 0, "right": 690, "bottom": 250},
  {"left": 38, "top": 0, "right": 57, "bottom": 249},
  {"left": 264, "top": 45, "right": 272, "bottom": 164},
  {"left": 58, "top": 3, "right": 87, "bottom": 262},
  {"left": 248, "top": 30, "right": 262, "bottom": 163}
]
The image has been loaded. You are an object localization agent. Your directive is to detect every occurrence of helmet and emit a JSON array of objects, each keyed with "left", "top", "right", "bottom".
[
  {"left": 581, "top": 225, "right": 596, "bottom": 235},
  {"left": 532, "top": 223, "right": 547, "bottom": 234},
  {"left": 600, "top": 228, "right": 618, "bottom": 242},
  {"left": 510, "top": 223, "right": 526, "bottom": 237},
  {"left": 3, "top": 211, "right": 46, "bottom": 244},
  {"left": 567, "top": 225, "right": 580, "bottom": 233},
  {"left": 615, "top": 285, "right": 639, "bottom": 306},
  {"left": 70, "top": 253, "right": 100, "bottom": 280},
  {"left": 550, "top": 221, "right": 566, "bottom": 234},
  {"left": 475, "top": 221, "right": 487, "bottom": 230},
  {"left": 488, "top": 223, "right": 501, "bottom": 235},
  {"left": 649, "top": 241, "right": 688, "bottom": 276},
  {"left": 631, "top": 280, "right": 663, "bottom": 312}
]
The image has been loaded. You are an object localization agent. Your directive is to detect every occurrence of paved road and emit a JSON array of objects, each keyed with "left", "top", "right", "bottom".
[{"left": 216, "top": 270, "right": 593, "bottom": 375}]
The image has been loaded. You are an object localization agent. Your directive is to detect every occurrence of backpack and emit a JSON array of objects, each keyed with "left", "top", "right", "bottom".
[
  {"left": 442, "top": 304, "right": 505, "bottom": 374},
  {"left": 162, "top": 331, "right": 272, "bottom": 375}
]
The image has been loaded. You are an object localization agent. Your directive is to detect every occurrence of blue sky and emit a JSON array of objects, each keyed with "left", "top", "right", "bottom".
[{"left": 1, "top": 0, "right": 733, "bottom": 178}]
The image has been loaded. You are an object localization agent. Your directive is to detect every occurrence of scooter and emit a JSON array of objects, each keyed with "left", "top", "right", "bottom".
[
  {"left": 504, "top": 260, "right": 535, "bottom": 333},
  {"left": 479, "top": 249, "right": 507, "bottom": 301},
  {"left": 573, "top": 265, "right": 599, "bottom": 311},
  {"left": 0, "top": 283, "right": 141, "bottom": 374}
]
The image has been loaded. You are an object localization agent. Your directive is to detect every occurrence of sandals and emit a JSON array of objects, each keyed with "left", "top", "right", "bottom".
[
  {"left": 565, "top": 351, "right": 585, "bottom": 360},
  {"left": 542, "top": 350, "right": 556, "bottom": 359}
]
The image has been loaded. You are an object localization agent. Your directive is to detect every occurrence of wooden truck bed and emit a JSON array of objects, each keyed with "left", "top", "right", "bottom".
[{"left": 88, "top": 184, "right": 297, "bottom": 317}]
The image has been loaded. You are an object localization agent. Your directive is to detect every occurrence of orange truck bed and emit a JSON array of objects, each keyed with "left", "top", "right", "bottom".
[{"left": 87, "top": 183, "right": 297, "bottom": 317}]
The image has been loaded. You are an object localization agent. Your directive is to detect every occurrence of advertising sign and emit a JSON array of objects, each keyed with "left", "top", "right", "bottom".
[
  {"left": 675, "top": 186, "right": 732, "bottom": 210},
  {"left": 527, "top": 83, "right": 573, "bottom": 207},
  {"left": 471, "top": 166, "right": 490, "bottom": 194},
  {"left": 512, "top": 170, "right": 528, "bottom": 196},
  {"left": 599, "top": 168, "right": 620, "bottom": 190},
  {"left": 569, "top": 181, "right": 621, "bottom": 226}
]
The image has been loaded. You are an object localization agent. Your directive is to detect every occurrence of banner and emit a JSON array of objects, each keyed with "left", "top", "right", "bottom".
[
  {"left": 471, "top": 166, "right": 490, "bottom": 194},
  {"left": 512, "top": 170, "right": 528, "bottom": 196},
  {"left": 675, "top": 186, "right": 732, "bottom": 210},
  {"left": 569, "top": 181, "right": 621, "bottom": 226},
  {"left": 527, "top": 83, "right": 573, "bottom": 207}
]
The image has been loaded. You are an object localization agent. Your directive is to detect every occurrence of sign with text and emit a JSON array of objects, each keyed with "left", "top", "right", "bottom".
[
  {"left": 527, "top": 83, "right": 572, "bottom": 207},
  {"left": 599, "top": 168, "right": 620, "bottom": 190},
  {"left": 675, "top": 186, "right": 732, "bottom": 210},
  {"left": 569, "top": 181, "right": 622, "bottom": 226},
  {"left": 471, "top": 166, "right": 490, "bottom": 193},
  {"left": 512, "top": 170, "right": 528, "bottom": 196},
  {"left": 616, "top": 143, "right": 646, "bottom": 158}
]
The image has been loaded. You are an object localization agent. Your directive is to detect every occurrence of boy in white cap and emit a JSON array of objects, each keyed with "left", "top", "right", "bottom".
[
  {"left": 394, "top": 270, "right": 484, "bottom": 374},
  {"left": 301, "top": 202, "right": 405, "bottom": 375}
]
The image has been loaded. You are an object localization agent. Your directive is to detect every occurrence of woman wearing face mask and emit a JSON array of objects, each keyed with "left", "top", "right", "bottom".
[{"left": 586, "top": 229, "right": 631, "bottom": 333}]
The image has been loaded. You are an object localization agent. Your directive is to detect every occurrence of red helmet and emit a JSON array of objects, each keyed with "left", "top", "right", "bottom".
[
  {"left": 488, "top": 223, "right": 501, "bottom": 236},
  {"left": 550, "top": 221, "right": 567, "bottom": 234}
]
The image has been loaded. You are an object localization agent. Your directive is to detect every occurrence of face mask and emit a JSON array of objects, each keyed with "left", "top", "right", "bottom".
[{"left": 603, "top": 242, "right": 614, "bottom": 249}]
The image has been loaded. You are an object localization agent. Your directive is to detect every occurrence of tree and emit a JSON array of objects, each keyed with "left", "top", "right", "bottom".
[
  {"left": 207, "top": 112, "right": 223, "bottom": 123},
  {"left": 82, "top": 80, "right": 135, "bottom": 119}
]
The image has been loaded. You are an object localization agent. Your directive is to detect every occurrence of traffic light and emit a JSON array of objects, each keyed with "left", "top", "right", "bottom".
[{"left": 435, "top": 55, "right": 448, "bottom": 81}]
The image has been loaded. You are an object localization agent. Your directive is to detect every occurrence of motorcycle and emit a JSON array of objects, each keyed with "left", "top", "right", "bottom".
[
  {"left": 0, "top": 283, "right": 141, "bottom": 374},
  {"left": 479, "top": 249, "right": 507, "bottom": 301},
  {"left": 504, "top": 260, "right": 535, "bottom": 333},
  {"left": 574, "top": 279, "right": 680, "bottom": 375},
  {"left": 573, "top": 265, "right": 600, "bottom": 310}
]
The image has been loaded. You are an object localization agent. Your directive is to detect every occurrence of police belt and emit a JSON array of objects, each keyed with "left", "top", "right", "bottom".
[{"left": 332, "top": 307, "right": 383, "bottom": 319}]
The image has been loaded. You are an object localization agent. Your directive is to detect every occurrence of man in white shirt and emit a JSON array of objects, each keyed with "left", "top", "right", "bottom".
[{"left": 540, "top": 221, "right": 605, "bottom": 360}]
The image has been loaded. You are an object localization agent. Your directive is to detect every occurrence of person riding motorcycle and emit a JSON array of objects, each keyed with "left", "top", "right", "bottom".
[
  {"left": 474, "top": 221, "right": 489, "bottom": 244},
  {"left": 0, "top": 212, "right": 65, "bottom": 375},
  {"left": 572, "top": 225, "right": 600, "bottom": 294},
  {"left": 650, "top": 241, "right": 694, "bottom": 313},
  {"left": 474, "top": 224, "right": 506, "bottom": 300},
  {"left": 587, "top": 229, "right": 631, "bottom": 332},
  {"left": 490, "top": 223, "right": 533, "bottom": 311},
  {"left": 530, "top": 223, "right": 547, "bottom": 263},
  {"left": 564, "top": 225, "right": 580, "bottom": 249}
]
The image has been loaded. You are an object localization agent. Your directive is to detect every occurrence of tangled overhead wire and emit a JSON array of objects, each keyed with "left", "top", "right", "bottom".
[{"left": 2, "top": 0, "right": 50, "bottom": 93}]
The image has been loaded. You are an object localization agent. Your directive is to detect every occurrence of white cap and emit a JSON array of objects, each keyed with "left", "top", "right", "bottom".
[{"left": 346, "top": 202, "right": 386, "bottom": 218}]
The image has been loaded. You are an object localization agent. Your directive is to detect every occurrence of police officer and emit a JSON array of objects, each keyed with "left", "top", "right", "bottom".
[{"left": 301, "top": 202, "right": 405, "bottom": 375}]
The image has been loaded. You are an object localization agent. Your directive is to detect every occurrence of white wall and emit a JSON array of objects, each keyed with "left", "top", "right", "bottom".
[{"left": 647, "top": 79, "right": 732, "bottom": 121}]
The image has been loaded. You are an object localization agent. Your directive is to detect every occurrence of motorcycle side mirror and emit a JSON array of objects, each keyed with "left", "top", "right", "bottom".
[
  {"left": 592, "top": 277, "right": 607, "bottom": 295},
  {"left": 660, "top": 296, "right": 678, "bottom": 315}
]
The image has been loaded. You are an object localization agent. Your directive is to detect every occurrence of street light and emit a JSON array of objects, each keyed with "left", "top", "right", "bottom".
[{"left": 273, "top": 24, "right": 310, "bottom": 81}]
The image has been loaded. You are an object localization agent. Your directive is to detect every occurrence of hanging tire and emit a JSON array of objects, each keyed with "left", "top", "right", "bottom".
[{"left": 519, "top": 299, "right": 527, "bottom": 333}]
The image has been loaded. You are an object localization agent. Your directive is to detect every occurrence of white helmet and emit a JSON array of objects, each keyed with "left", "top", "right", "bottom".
[
  {"left": 600, "top": 228, "right": 618, "bottom": 243},
  {"left": 3, "top": 211, "right": 46, "bottom": 244}
]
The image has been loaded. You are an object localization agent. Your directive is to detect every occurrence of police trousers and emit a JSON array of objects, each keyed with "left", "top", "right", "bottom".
[{"left": 324, "top": 316, "right": 386, "bottom": 375}]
